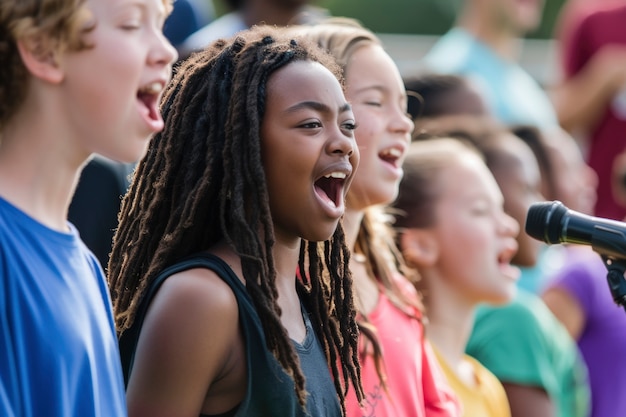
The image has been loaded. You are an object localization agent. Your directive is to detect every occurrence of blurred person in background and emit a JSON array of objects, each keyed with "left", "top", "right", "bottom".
[
  {"left": 422, "top": 0, "right": 558, "bottom": 129},
  {"left": 68, "top": 156, "right": 134, "bottom": 269},
  {"left": 550, "top": 0, "right": 626, "bottom": 220},
  {"left": 413, "top": 116, "right": 591, "bottom": 417},
  {"left": 536, "top": 127, "right": 626, "bottom": 417},
  {"left": 404, "top": 73, "right": 489, "bottom": 121},
  {"left": 180, "top": 0, "right": 328, "bottom": 57},
  {"left": 394, "top": 137, "right": 518, "bottom": 417},
  {"left": 163, "top": 0, "right": 214, "bottom": 55}
]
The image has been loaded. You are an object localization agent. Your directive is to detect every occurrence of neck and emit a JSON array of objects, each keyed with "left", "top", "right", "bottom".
[
  {"left": 0, "top": 103, "right": 87, "bottom": 231},
  {"left": 271, "top": 234, "right": 307, "bottom": 339},
  {"left": 343, "top": 206, "right": 365, "bottom": 252},
  {"left": 343, "top": 205, "right": 382, "bottom": 315},
  {"left": 268, "top": 230, "right": 302, "bottom": 290},
  {"left": 457, "top": 10, "right": 522, "bottom": 61},
  {"left": 213, "top": 237, "right": 306, "bottom": 342},
  {"left": 421, "top": 272, "right": 477, "bottom": 368}
]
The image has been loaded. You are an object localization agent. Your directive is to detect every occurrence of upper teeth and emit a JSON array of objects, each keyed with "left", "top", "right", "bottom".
[
  {"left": 140, "top": 82, "right": 163, "bottom": 95},
  {"left": 324, "top": 172, "right": 347, "bottom": 179},
  {"left": 382, "top": 148, "right": 402, "bottom": 158}
]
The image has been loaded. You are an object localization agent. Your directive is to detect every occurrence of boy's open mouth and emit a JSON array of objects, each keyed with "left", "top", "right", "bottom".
[{"left": 137, "top": 82, "right": 163, "bottom": 122}]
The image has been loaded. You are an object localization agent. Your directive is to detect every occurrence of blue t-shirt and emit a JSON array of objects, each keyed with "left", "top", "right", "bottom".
[
  {"left": 0, "top": 197, "right": 127, "bottom": 417},
  {"left": 423, "top": 27, "right": 558, "bottom": 128}
]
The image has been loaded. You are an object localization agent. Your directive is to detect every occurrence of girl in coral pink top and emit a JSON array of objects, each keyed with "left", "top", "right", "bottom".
[{"left": 293, "top": 17, "right": 461, "bottom": 417}]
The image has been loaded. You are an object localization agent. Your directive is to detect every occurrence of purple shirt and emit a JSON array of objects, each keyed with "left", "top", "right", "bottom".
[{"left": 547, "top": 247, "right": 626, "bottom": 417}]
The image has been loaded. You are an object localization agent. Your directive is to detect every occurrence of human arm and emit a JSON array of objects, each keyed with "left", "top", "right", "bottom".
[
  {"left": 126, "top": 268, "right": 245, "bottom": 417},
  {"left": 550, "top": 4, "right": 626, "bottom": 138},
  {"left": 541, "top": 248, "right": 602, "bottom": 342},
  {"left": 549, "top": 45, "right": 626, "bottom": 136},
  {"left": 501, "top": 383, "right": 555, "bottom": 417},
  {"left": 542, "top": 286, "right": 585, "bottom": 340}
]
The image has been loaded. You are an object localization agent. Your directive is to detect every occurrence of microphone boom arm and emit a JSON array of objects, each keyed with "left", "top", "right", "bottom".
[
  {"left": 587, "top": 225, "right": 626, "bottom": 261},
  {"left": 602, "top": 256, "right": 626, "bottom": 313}
]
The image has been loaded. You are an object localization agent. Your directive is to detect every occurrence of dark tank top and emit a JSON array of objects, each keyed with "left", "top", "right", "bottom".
[{"left": 119, "top": 253, "right": 340, "bottom": 417}]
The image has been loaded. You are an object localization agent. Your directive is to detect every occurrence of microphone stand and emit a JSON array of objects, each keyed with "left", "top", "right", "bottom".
[
  {"left": 588, "top": 225, "right": 626, "bottom": 312},
  {"left": 601, "top": 256, "right": 626, "bottom": 313}
]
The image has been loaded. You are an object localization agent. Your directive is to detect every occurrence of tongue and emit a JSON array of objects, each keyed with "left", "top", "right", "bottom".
[
  {"left": 137, "top": 95, "right": 165, "bottom": 132},
  {"left": 137, "top": 93, "right": 156, "bottom": 120},
  {"left": 315, "top": 185, "right": 336, "bottom": 208}
]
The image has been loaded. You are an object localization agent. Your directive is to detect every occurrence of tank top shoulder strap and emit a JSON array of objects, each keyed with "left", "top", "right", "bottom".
[
  {"left": 119, "top": 252, "right": 247, "bottom": 386},
  {"left": 119, "top": 253, "right": 302, "bottom": 417}
]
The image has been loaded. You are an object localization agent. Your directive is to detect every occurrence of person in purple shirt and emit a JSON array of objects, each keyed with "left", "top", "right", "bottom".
[
  {"left": 539, "top": 125, "right": 626, "bottom": 417},
  {"left": 543, "top": 245, "right": 626, "bottom": 417}
]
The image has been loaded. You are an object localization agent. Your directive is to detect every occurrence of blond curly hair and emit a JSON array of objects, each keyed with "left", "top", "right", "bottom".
[{"left": 0, "top": 0, "right": 172, "bottom": 130}]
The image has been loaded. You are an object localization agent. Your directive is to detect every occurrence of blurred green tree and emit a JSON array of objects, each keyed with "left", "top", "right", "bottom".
[{"left": 316, "top": 0, "right": 567, "bottom": 39}]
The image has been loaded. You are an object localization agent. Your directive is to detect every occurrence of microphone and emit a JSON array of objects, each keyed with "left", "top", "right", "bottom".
[
  {"left": 525, "top": 200, "right": 626, "bottom": 260},
  {"left": 526, "top": 200, "right": 626, "bottom": 310}
]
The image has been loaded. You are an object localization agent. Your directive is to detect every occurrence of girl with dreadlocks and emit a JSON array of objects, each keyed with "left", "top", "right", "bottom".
[
  {"left": 291, "top": 18, "right": 461, "bottom": 417},
  {"left": 107, "top": 26, "right": 363, "bottom": 417}
]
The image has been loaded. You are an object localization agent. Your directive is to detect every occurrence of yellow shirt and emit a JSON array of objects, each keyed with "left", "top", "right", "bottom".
[{"left": 432, "top": 343, "right": 511, "bottom": 417}]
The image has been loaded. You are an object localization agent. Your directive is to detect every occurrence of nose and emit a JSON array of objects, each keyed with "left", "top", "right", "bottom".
[
  {"left": 150, "top": 29, "right": 179, "bottom": 67},
  {"left": 501, "top": 212, "right": 520, "bottom": 237},
  {"left": 327, "top": 127, "right": 356, "bottom": 158},
  {"left": 389, "top": 103, "right": 415, "bottom": 138},
  {"left": 327, "top": 125, "right": 359, "bottom": 171}
]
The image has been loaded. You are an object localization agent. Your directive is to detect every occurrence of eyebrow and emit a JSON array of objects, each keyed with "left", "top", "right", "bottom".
[
  {"left": 121, "top": 0, "right": 145, "bottom": 11},
  {"left": 353, "top": 85, "right": 385, "bottom": 94},
  {"left": 285, "top": 101, "right": 352, "bottom": 115},
  {"left": 118, "top": 0, "right": 167, "bottom": 19},
  {"left": 353, "top": 85, "right": 409, "bottom": 101}
]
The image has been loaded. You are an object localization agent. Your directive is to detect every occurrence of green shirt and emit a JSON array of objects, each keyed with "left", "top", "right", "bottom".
[{"left": 466, "top": 290, "right": 590, "bottom": 417}]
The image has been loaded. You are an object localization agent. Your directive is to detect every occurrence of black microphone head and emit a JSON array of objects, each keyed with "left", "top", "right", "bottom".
[{"left": 525, "top": 201, "right": 568, "bottom": 244}]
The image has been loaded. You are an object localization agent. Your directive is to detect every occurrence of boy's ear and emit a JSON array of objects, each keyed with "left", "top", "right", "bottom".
[
  {"left": 400, "top": 229, "right": 439, "bottom": 268},
  {"left": 16, "top": 36, "right": 64, "bottom": 84}
]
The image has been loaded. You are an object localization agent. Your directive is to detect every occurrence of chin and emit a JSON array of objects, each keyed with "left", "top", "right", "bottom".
[
  {"left": 487, "top": 292, "right": 516, "bottom": 306},
  {"left": 366, "top": 188, "right": 399, "bottom": 208},
  {"left": 303, "top": 225, "right": 340, "bottom": 243},
  {"left": 101, "top": 145, "right": 146, "bottom": 165}
]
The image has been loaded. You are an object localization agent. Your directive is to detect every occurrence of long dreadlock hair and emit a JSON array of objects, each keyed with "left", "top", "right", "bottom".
[{"left": 107, "top": 26, "right": 363, "bottom": 411}]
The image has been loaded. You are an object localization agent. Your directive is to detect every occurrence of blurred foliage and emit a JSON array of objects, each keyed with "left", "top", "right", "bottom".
[
  {"left": 211, "top": 0, "right": 229, "bottom": 16},
  {"left": 207, "top": 0, "right": 568, "bottom": 39},
  {"left": 316, "top": 0, "right": 567, "bottom": 39}
]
